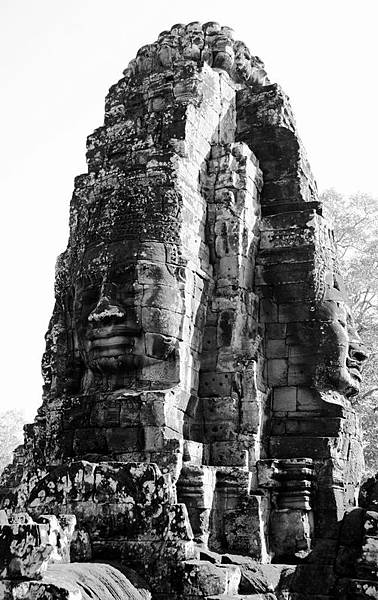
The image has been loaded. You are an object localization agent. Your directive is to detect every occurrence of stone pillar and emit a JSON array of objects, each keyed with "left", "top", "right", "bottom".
[
  {"left": 176, "top": 464, "right": 216, "bottom": 545},
  {"left": 258, "top": 458, "right": 315, "bottom": 560}
]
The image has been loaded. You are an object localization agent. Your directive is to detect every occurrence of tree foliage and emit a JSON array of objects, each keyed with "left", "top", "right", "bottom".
[
  {"left": 0, "top": 410, "right": 24, "bottom": 475},
  {"left": 321, "top": 189, "right": 378, "bottom": 474}
]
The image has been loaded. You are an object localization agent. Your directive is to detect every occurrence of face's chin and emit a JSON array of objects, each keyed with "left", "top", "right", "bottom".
[
  {"left": 88, "top": 354, "right": 138, "bottom": 373},
  {"left": 337, "top": 365, "right": 361, "bottom": 398}
]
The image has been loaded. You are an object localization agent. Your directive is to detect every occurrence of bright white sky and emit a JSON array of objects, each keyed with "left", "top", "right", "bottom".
[{"left": 1, "top": 0, "right": 377, "bottom": 420}]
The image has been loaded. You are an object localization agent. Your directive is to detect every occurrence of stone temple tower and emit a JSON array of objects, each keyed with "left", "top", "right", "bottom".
[{"left": 1, "top": 22, "right": 376, "bottom": 600}]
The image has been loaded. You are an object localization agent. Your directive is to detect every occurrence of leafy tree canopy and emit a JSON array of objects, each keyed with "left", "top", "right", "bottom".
[{"left": 0, "top": 410, "right": 24, "bottom": 476}]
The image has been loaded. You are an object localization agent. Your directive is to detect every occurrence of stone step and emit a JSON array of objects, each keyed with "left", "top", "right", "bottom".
[{"left": 207, "top": 594, "right": 276, "bottom": 600}]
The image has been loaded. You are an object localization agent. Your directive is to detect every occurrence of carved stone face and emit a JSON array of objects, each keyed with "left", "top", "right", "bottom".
[
  {"left": 73, "top": 241, "right": 185, "bottom": 388},
  {"left": 315, "top": 300, "right": 368, "bottom": 397}
]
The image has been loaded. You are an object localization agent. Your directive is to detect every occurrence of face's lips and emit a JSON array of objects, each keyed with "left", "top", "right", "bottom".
[
  {"left": 348, "top": 368, "right": 362, "bottom": 382},
  {"left": 86, "top": 324, "right": 140, "bottom": 360},
  {"left": 87, "top": 334, "right": 137, "bottom": 366},
  {"left": 86, "top": 324, "right": 140, "bottom": 341},
  {"left": 90, "top": 335, "right": 134, "bottom": 349},
  {"left": 346, "top": 359, "right": 362, "bottom": 382}
]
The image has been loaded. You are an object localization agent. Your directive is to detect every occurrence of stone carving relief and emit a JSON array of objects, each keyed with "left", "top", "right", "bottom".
[{"left": 0, "top": 21, "right": 372, "bottom": 600}]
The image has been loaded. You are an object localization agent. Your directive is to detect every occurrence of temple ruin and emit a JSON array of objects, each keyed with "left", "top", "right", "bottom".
[{"left": 1, "top": 22, "right": 377, "bottom": 600}]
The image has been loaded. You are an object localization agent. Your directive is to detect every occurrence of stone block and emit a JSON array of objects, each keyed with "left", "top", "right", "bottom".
[
  {"left": 239, "top": 562, "right": 278, "bottom": 594},
  {"left": 271, "top": 420, "right": 286, "bottom": 435},
  {"left": 218, "top": 257, "right": 240, "bottom": 281},
  {"left": 267, "top": 359, "right": 288, "bottom": 386},
  {"left": 183, "top": 440, "right": 205, "bottom": 465},
  {"left": 266, "top": 323, "right": 287, "bottom": 339},
  {"left": 202, "top": 326, "right": 218, "bottom": 352},
  {"left": 200, "top": 351, "right": 217, "bottom": 371},
  {"left": 223, "top": 495, "right": 268, "bottom": 560},
  {"left": 149, "top": 446, "right": 183, "bottom": 482},
  {"left": 106, "top": 426, "right": 143, "bottom": 452},
  {"left": 72, "top": 428, "right": 107, "bottom": 455},
  {"left": 181, "top": 560, "right": 241, "bottom": 597},
  {"left": 145, "top": 332, "right": 179, "bottom": 361},
  {"left": 141, "top": 306, "right": 183, "bottom": 337},
  {"left": 297, "top": 387, "right": 322, "bottom": 411},
  {"left": 278, "top": 303, "right": 312, "bottom": 323},
  {"left": 269, "top": 436, "right": 339, "bottom": 460},
  {"left": 221, "top": 553, "right": 255, "bottom": 565},
  {"left": 199, "top": 548, "right": 222, "bottom": 564},
  {"left": 118, "top": 395, "right": 142, "bottom": 426},
  {"left": 275, "top": 282, "right": 314, "bottom": 304},
  {"left": 198, "top": 372, "right": 233, "bottom": 397},
  {"left": 177, "top": 465, "right": 216, "bottom": 511},
  {"left": 256, "top": 262, "right": 313, "bottom": 287},
  {"left": 256, "top": 459, "right": 282, "bottom": 489},
  {"left": 272, "top": 386, "right": 297, "bottom": 412},
  {"left": 143, "top": 426, "right": 165, "bottom": 451},
  {"left": 210, "top": 442, "right": 248, "bottom": 467},
  {"left": 203, "top": 396, "right": 239, "bottom": 441},
  {"left": 270, "top": 509, "right": 313, "bottom": 561},
  {"left": 140, "top": 356, "right": 180, "bottom": 388},
  {"left": 282, "top": 416, "right": 344, "bottom": 436},
  {"left": 287, "top": 364, "right": 311, "bottom": 386},
  {"left": 266, "top": 338, "right": 288, "bottom": 358},
  {"left": 260, "top": 298, "right": 278, "bottom": 323}
]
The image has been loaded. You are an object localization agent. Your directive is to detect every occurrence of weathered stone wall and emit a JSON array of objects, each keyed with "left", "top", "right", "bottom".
[{"left": 0, "top": 21, "right": 372, "bottom": 600}]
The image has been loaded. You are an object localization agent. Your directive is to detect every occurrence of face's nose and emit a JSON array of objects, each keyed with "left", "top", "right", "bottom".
[
  {"left": 347, "top": 317, "right": 368, "bottom": 367},
  {"left": 348, "top": 341, "right": 368, "bottom": 366},
  {"left": 88, "top": 294, "right": 126, "bottom": 324},
  {"left": 342, "top": 304, "right": 367, "bottom": 363}
]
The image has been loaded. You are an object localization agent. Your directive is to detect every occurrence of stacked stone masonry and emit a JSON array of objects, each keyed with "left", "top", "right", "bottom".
[{"left": 0, "top": 21, "right": 375, "bottom": 600}]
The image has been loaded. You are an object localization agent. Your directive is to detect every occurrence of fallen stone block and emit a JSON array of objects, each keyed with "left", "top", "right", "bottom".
[{"left": 181, "top": 560, "right": 241, "bottom": 597}]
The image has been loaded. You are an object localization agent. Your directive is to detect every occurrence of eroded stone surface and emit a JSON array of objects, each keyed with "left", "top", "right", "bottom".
[
  {"left": 0, "top": 513, "right": 75, "bottom": 580},
  {"left": 0, "top": 20, "right": 373, "bottom": 600},
  {"left": 0, "top": 563, "right": 147, "bottom": 600}
]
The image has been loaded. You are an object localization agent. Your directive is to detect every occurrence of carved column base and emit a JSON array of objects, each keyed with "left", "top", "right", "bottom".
[
  {"left": 176, "top": 464, "right": 216, "bottom": 545},
  {"left": 258, "top": 457, "right": 315, "bottom": 560}
]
